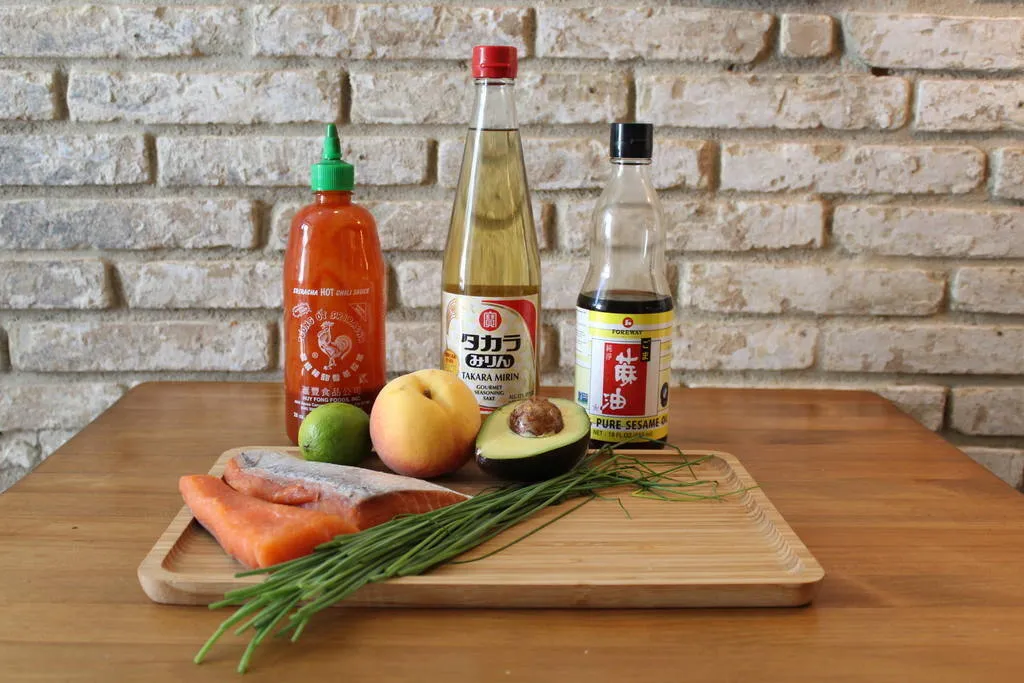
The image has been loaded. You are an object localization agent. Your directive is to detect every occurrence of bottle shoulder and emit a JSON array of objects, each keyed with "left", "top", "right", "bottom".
[
  {"left": 284, "top": 200, "right": 384, "bottom": 278},
  {"left": 291, "top": 201, "right": 377, "bottom": 231}
]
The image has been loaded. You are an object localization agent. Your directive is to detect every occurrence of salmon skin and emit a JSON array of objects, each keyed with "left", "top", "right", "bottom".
[
  {"left": 179, "top": 474, "right": 357, "bottom": 569},
  {"left": 223, "top": 449, "right": 470, "bottom": 531}
]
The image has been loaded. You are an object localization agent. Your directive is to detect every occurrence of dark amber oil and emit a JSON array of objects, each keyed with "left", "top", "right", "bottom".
[{"left": 577, "top": 289, "right": 673, "bottom": 451}]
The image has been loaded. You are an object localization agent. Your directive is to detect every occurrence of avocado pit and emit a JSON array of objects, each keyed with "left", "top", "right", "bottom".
[{"left": 509, "top": 396, "right": 564, "bottom": 437}]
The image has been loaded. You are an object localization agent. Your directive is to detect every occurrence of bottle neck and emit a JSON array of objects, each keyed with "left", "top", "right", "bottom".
[
  {"left": 611, "top": 157, "right": 652, "bottom": 169},
  {"left": 470, "top": 78, "right": 518, "bottom": 131},
  {"left": 607, "top": 159, "right": 656, "bottom": 196},
  {"left": 579, "top": 155, "right": 669, "bottom": 299},
  {"left": 314, "top": 191, "right": 352, "bottom": 206}
]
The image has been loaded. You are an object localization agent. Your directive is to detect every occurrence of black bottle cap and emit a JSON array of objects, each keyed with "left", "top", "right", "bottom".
[{"left": 610, "top": 122, "right": 653, "bottom": 159}]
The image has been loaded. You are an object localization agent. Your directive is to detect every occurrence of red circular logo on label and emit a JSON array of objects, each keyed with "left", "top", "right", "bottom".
[
  {"left": 622, "top": 317, "right": 634, "bottom": 328},
  {"left": 479, "top": 308, "right": 502, "bottom": 331}
]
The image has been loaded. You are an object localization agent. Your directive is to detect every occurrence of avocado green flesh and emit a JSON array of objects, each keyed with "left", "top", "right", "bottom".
[{"left": 475, "top": 398, "right": 591, "bottom": 482}]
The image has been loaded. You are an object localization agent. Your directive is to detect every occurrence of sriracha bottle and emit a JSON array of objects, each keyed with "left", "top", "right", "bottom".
[{"left": 282, "top": 124, "right": 387, "bottom": 444}]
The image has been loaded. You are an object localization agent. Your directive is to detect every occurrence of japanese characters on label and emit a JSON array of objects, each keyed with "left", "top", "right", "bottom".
[
  {"left": 574, "top": 308, "right": 672, "bottom": 442},
  {"left": 442, "top": 293, "right": 539, "bottom": 412}
]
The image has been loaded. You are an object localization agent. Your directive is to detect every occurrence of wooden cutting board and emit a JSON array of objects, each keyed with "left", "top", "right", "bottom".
[{"left": 138, "top": 447, "right": 824, "bottom": 608}]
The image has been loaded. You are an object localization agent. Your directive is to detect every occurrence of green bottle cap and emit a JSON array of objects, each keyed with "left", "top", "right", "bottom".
[{"left": 310, "top": 123, "right": 354, "bottom": 192}]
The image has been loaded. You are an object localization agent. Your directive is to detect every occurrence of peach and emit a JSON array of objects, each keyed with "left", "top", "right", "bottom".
[{"left": 369, "top": 369, "right": 481, "bottom": 478}]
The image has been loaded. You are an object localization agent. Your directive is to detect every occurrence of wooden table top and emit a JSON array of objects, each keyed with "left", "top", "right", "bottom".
[{"left": 2, "top": 382, "right": 1022, "bottom": 682}]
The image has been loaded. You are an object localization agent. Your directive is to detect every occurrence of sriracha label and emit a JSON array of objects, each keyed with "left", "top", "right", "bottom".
[
  {"left": 285, "top": 286, "right": 382, "bottom": 422},
  {"left": 442, "top": 292, "right": 538, "bottom": 413}
]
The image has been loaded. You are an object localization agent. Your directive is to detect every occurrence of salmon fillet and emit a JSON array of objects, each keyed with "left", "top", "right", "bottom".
[
  {"left": 178, "top": 474, "right": 357, "bottom": 569},
  {"left": 222, "top": 449, "right": 470, "bottom": 531}
]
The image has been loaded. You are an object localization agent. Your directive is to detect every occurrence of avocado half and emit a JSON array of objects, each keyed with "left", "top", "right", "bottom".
[{"left": 475, "top": 397, "right": 591, "bottom": 482}]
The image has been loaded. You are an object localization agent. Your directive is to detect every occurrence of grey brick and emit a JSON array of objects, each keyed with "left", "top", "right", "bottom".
[
  {"left": 834, "top": 206, "right": 1024, "bottom": 258},
  {"left": 0, "top": 199, "right": 257, "bottom": 249},
  {"left": 0, "top": 5, "right": 243, "bottom": 58},
  {"left": 666, "top": 200, "right": 824, "bottom": 253},
  {"left": 721, "top": 143, "right": 984, "bottom": 195},
  {"left": 556, "top": 320, "right": 576, "bottom": 371},
  {"left": 269, "top": 202, "right": 305, "bottom": 251},
  {"left": 0, "top": 432, "right": 40, "bottom": 493},
  {"left": 158, "top": 136, "right": 428, "bottom": 187},
  {"left": 394, "top": 262, "right": 441, "bottom": 308},
  {"left": 9, "top": 321, "right": 274, "bottom": 372},
  {"left": 0, "top": 135, "right": 149, "bottom": 186},
  {"left": 682, "top": 264, "right": 944, "bottom": 316},
  {"left": 638, "top": 74, "right": 908, "bottom": 130},
  {"left": 0, "top": 260, "right": 112, "bottom": 309},
  {"left": 780, "top": 14, "right": 835, "bottom": 58},
  {"left": 674, "top": 321, "right": 818, "bottom": 371},
  {"left": 69, "top": 70, "right": 341, "bottom": 124},
  {"left": 253, "top": 4, "right": 529, "bottom": 58},
  {"left": 542, "top": 261, "right": 588, "bottom": 310},
  {"left": 953, "top": 267, "right": 1024, "bottom": 314},
  {"left": 845, "top": 12, "right": 1024, "bottom": 71},
  {"left": 951, "top": 387, "right": 1024, "bottom": 436},
  {"left": 120, "top": 261, "right": 282, "bottom": 309},
  {"left": 0, "top": 383, "right": 124, "bottom": 430},
  {"left": 372, "top": 202, "right": 456, "bottom": 252},
  {"left": 38, "top": 430, "right": 77, "bottom": 457},
  {"left": 538, "top": 7, "right": 771, "bottom": 62},
  {"left": 0, "top": 71, "right": 56, "bottom": 120},
  {"left": 386, "top": 321, "right": 438, "bottom": 373},
  {"left": 823, "top": 325, "right": 1024, "bottom": 374},
  {"left": 916, "top": 80, "right": 1024, "bottom": 132},
  {"left": 993, "top": 148, "right": 1024, "bottom": 200}
]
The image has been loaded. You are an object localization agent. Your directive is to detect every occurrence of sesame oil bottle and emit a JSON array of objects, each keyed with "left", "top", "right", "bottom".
[{"left": 575, "top": 124, "right": 674, "bottom": 449}]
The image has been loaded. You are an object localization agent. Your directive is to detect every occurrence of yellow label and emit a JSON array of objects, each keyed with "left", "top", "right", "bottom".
[{"left": 574, "top": 307, "right": 673, "bottom": 442}]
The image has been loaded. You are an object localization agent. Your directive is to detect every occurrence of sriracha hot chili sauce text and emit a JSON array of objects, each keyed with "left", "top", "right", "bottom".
[
  {"left": 441, "top": 46, "right": 541, "bottom": 414},
  {"left": 575, "top": 124, "right": 674, "bottom": 449},
  {"left": 282, "top": 124, "right": 387, "bottom": 444}
]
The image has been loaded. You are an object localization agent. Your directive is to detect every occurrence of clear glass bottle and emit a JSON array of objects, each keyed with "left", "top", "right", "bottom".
[
  {"left": 441, "top": 45, "right": 541, "bottom": 415},
  {"left": 574, "top": 123, "right": 674, "bottom": 449}
]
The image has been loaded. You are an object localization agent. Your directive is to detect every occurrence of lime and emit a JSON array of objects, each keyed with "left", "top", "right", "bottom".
[{"left": 298, "top": 402, "right": 372, "bottom": 466}]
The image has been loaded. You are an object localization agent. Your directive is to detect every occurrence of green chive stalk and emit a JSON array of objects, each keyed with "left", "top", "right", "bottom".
[{"left": 195, "top": 442, "right": 747, "bottom": 673}]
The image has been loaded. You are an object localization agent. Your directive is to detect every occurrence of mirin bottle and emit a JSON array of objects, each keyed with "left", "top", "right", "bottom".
[{"left": 441, "top": 46, "right": 541, "bottom": 414}]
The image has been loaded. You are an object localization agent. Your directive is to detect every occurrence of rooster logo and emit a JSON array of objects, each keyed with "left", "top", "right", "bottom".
[{"left": 316, "top": 321, "right": 353, "bottom": 370}]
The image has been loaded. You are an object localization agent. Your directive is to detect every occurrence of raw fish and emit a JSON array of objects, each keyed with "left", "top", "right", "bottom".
[
  {"left": 223, "top": 449, "right": 469, "bottom": 531},
  {"left": 179, "top": 474, "right": 356, "bottom": 569}
]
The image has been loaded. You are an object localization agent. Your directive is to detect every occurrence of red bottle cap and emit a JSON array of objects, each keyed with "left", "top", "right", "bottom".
[{"left": 472, "top": 45, "right": 518, "bottom": 79}]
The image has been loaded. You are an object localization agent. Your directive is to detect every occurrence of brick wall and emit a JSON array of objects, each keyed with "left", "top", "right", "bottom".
[{"left": 1, "top": 1, "right": 1022, "bottom": 492}]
